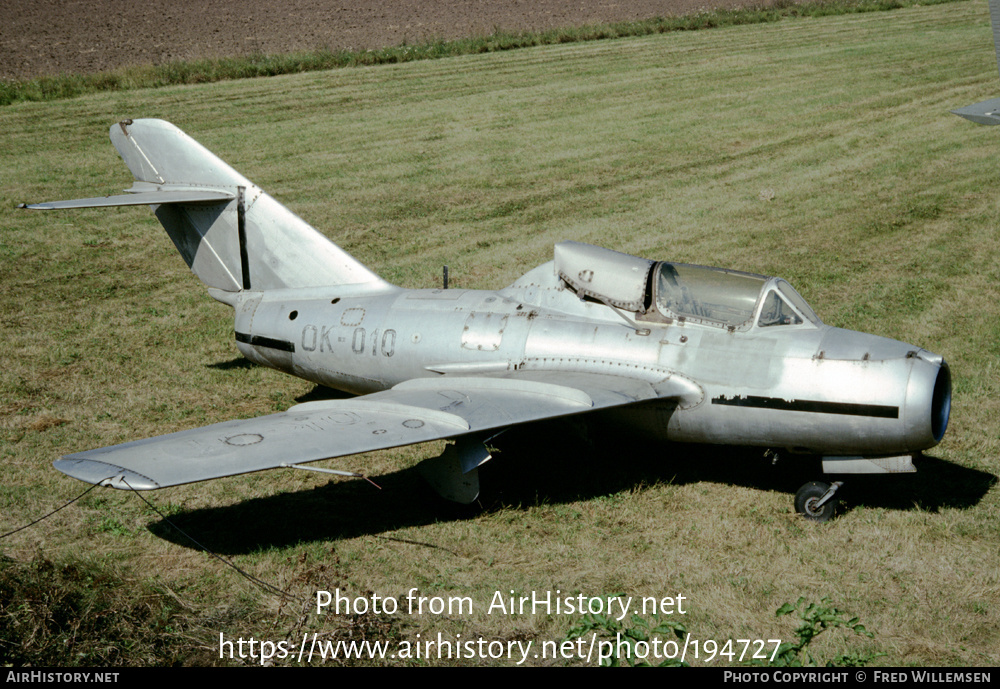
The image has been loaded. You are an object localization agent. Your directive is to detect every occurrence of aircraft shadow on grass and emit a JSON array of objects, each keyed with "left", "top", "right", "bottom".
[{"left": 147, "top": 396, "right": 995, "bottom": 556}]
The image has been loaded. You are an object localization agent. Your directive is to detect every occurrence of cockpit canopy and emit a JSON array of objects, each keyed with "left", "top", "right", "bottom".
[{"left": 555, "top": 241, "right": 819, "bottom": 330}]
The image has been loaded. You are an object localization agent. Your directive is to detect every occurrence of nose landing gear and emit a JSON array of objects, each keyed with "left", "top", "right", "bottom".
[{"left": 794, "top": 480, "right": 843, "bottom": 522}]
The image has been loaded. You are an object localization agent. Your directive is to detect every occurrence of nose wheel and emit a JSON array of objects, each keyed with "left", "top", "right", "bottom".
[{"left": 794, "top": 480, "right": 842, "bottom": 522}]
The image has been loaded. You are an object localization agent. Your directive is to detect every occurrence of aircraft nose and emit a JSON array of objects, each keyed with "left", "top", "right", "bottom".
[{"left": 903, "top": 353, "right": 951, "bottom": 449}]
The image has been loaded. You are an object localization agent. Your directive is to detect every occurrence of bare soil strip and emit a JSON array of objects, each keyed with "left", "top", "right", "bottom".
[{"left": 1, "top": 0, "right": 789, "bottom": 80}]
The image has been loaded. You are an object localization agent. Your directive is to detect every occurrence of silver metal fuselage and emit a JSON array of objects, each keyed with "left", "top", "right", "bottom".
[
  {"left": 24, "top": 119, "right": 954, "bottom": 508},
  {"left": 234, "top": 262, "right": 949, "bottom": 462}
]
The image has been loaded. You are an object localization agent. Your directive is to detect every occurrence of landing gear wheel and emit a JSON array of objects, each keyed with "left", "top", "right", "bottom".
[{"left": 795, "top": 481, "right": 838, "bottom": 522}]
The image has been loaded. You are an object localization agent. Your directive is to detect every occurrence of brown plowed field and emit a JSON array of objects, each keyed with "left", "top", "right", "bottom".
[{"left": 1, "top": 0, "right": 782, "bottom": 81}]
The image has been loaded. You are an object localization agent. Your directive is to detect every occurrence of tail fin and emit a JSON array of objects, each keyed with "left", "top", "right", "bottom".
[
  {"left": 953, "top": 0, "right": 1000, "bottom": 124},
  {"left": 25, "top": 119, "right": 388, "bottom": 294}
]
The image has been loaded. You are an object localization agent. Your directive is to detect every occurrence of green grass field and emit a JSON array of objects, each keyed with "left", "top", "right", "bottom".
[{"left": 1, "top": 1, "right": 998, "bottom": 666}]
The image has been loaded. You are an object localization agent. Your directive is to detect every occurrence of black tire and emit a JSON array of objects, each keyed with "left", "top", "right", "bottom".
[{"left": 795, "top": 481, "right": 836, "bottom": 522}]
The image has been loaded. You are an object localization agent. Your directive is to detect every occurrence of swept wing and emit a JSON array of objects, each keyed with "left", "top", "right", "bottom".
[{"left": 54, "top": 371, "right": 701, "bottom": 490}]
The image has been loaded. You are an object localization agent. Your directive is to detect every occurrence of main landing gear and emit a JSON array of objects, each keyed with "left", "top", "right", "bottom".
[{"left": 794, "top": 480, "right": 843, "bottom": 522}]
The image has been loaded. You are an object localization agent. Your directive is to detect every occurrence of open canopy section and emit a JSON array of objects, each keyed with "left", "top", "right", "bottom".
[{"left": 553, "top": 241, "right": 820, "bottom": 331}]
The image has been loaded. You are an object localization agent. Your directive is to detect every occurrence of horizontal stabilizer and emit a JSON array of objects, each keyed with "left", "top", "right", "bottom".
[
  {"left": 951, "top": 97, "right": 1000, "bottom": 125},
  {"left": 23, "top": 119, "right": 389, "bottom": 293},
  {"left": 20, "top": 188, "right": 235, "bottom": 210},
  {"left": 955, "top": 0, "right": 1000, "bottom": 124}
]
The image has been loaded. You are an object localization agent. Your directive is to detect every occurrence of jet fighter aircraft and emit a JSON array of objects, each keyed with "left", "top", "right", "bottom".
[{"left": 22, "top": 119, "right": 952, "bottom": 521}]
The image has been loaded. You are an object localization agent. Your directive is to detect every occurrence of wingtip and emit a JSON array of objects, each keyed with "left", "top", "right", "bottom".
[{"left": 54, "top": 457, "right": 160, "bottom": 490}]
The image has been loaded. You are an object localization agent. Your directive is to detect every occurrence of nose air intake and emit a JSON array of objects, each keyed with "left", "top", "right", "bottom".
[
  {"left": 931, "top": 362, "right": 951, "bottom": 443},
  {"left": 898, "top": 353, "right": 951, "bottom": 453}
]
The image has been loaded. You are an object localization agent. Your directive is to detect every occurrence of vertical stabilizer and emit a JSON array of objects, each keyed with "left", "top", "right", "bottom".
[{"left": 109, "top": 119, "right": 388, "bottom": 292}]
